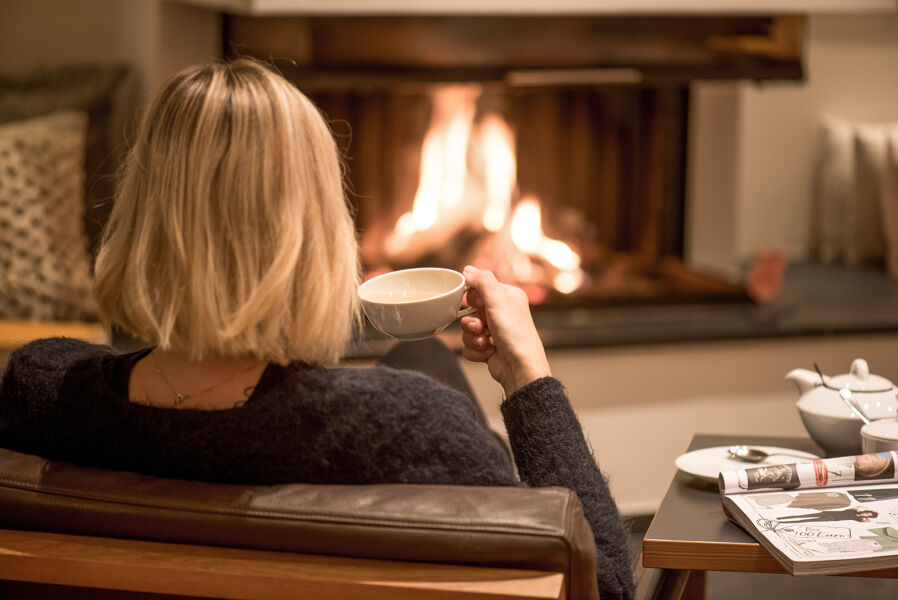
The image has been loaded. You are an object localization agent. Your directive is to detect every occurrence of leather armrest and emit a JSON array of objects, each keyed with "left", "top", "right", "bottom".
[{"left": 0, "top": 447, "right": 599, "bottom": 600}]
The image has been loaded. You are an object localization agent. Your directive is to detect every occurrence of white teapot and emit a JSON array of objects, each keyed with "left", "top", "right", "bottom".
[{"left": 786, "top": 359, "right": 898, "bottom": 457}]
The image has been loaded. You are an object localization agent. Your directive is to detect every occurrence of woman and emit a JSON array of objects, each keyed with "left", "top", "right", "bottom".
[{"left": 0, "top": 58, "right": 633, "bottom": 599}]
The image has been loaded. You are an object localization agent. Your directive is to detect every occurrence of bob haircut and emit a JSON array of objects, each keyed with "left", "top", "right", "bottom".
[{"left": 94, "top": 58, "right": 360, "bottom": 366}]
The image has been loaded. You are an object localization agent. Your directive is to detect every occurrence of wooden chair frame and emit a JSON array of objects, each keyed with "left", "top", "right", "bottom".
[{"left": 0, "top": 528, "right": 566, "bottom": 600}]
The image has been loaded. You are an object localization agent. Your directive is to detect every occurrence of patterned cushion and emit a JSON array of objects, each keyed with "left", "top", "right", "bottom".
[
  {"left": 0, "top": 64, "right": 130, "bottom": 253},
  {"left": 851, "top": 124, "right": 891, "bottom": 266},
  {"left": 0, "top": 110, "right": 99, "bottom": 321},
  {"left": 882, "top": 130, "right": 898, "bottom": 277},
  {"left": 813, "top": 115, "right": 898, "bottom": 274},
  {"left": 813, "top": 114, "right": 854, "bottom": 263}
]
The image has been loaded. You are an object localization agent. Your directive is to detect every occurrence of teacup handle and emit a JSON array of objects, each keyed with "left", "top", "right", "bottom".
[
  {"left": 457, "top": 284, "right": 478, "bottom": 319},
  {"left": 457, "top": 306, "right": 478, "bottom": 319}
]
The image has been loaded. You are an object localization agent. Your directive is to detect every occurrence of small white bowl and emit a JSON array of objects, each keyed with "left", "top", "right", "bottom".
[{"left": 861, "top": 419, "right": 898, "bottom": 454}]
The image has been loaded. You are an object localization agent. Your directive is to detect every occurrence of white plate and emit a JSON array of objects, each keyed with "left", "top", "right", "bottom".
[{"left": 675, "top": 445, "right": 820, "bottom": 483}]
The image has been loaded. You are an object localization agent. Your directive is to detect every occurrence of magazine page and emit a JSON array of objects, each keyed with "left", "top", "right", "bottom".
[
  {"left": 722, "top": 481, "right": 898, "bottom": 571},
  {"left": 719, "top": 451, "right": 898, "bottom": 495}
]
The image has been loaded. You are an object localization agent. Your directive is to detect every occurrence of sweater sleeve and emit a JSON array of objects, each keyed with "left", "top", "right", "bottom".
[
  {"left": 0, "top": 337, "right": 110, "bottom": 454},
  {"left": 501, "top": 377, "right": 634, "bottom": 600},
  {"left": 0, "top": 344, "right": 31, "bottom": 450},
  {"left": 345, "top": 366, "right": 522, "bottom": 487}
]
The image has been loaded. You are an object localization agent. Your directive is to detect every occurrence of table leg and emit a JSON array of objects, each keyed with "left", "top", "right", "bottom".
[
  {"left": 634, "top": 567, "right": 704, "bottom": 600},
  {"left": 681, "top": 570, "right": 706, "bottom": 600}
]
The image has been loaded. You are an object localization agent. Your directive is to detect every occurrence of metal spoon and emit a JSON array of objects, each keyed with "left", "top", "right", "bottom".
[
  {"left": 727, "top": 445, "right": 812, "bottom": 463},
  {"left": 838, "top": 387, "right": 871, "bottom": 425}
]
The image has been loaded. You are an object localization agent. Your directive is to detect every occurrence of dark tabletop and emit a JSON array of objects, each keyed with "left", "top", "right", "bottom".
[{"left": 642, "top": 433, "right": 823, "bottom": 572}]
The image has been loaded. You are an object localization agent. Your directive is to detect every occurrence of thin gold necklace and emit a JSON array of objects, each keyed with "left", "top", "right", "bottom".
[{"left": 150, "top": 351, "right": 263, "bottom": 408}]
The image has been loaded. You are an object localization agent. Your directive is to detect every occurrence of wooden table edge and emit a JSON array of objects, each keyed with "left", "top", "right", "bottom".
[{"left": 642, "top": 537, "right": 787, "bottom": 574}]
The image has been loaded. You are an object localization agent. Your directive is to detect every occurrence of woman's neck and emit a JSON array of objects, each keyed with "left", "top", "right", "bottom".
[{"left": 128, "top": 349, "right": 269, "bottom": 410}]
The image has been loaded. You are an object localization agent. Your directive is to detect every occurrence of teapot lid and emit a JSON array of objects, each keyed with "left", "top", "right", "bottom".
[{"left": 823, "top": 359, "right": 895, "bottom": 393}]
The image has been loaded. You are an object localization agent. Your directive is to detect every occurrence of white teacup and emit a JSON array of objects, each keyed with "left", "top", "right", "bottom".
[
  {"left": 358, "top": 268, "right": 477, "bottom": 340},
  {"left": 861, "top": 419, "right": 898, "bottom": 454}
]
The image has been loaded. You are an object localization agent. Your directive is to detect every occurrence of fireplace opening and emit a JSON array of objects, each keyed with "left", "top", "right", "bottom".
[
  {"left": 225, "top": 15, "right": 803, "bottom": 317},
  {"left": 309, "top": 81, "right": 741, "bottom": 308}
]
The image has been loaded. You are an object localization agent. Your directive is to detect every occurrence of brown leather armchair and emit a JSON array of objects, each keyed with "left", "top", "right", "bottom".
[{"left": 0, "top": 447, "right": 600, "bottom": 599}]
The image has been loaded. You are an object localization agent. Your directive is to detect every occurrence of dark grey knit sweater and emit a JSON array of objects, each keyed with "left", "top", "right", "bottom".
[{"left": 0, "top": 337, "right": 633, "bottom": 599}]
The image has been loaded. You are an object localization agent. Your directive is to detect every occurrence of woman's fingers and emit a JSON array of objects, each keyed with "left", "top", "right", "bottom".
[
  {"left": 460, "top": 315, "right": 485, "bottom": 335},
  {"left": 462, "top": 345, "right": 495, "bottom": 363},
  {"left": 464, "top": 286, "right": 485, "bottom": 310},
  {"left": 462, "top": 331, "right": 492, "bottom": 350},
  {"left": 462, "top": 319, "right": 494, "bottom": 363},
  {"left": 461, "top": 264, "right": 552, "bottom": 396}
]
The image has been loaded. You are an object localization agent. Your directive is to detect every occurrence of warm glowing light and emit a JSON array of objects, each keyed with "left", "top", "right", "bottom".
[
  {"left": 510, "top": 200, "right": 542, "bottom": 253},
  {"left": 511, "top": 198, "right": 580, "bottom": 270},
  {"left": 509, "top": 197, "right": 584, "bottom": 294},
  {"left": 384, "top": 86, "right": 584, "bottom": 297},
  {"left": 554, "top": 270, "right": 584, "bottom": 295},
  {"left": 544, "top": 240, "right": 580, "bottom": 271},
  {"left": 479, "top": 115, "right": 515, "bottom": 232},
  {"left": 386, "top": 212, "right": 418, "bottom": 255},
  {"left": 395, "top": 213, "right": 416, "bottom": 238},
  {"left": 511, "top": 250, "right": 534, "bottom": 282},
  {"left": 442, "top": 110, "right": 472, "bottom": 208},
  {"left": 409, "top": 85, "right": 478, "bottom": 232}
]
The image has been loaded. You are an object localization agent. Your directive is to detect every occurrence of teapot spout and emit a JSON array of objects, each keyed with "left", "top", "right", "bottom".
[{"left": 785, "top": 368, "right": 820, "bottom": 395}]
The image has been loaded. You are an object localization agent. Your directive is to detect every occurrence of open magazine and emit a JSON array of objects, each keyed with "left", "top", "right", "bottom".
[{"left": 719, "top": 451, "right": 898, "bottom": 575}]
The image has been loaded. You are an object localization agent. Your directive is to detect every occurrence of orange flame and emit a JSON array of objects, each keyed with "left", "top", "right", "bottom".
[
  {"left": 509, "top": 198, "right": 584, "bottom": 294},
  {"left": 386, "top": 85, "right": 479, "bottom": 254},
  {"left": 478, "top": 114, "right": 514, "bottom": 232},
  {"left": 386, "top": 85, "right": 584, "bottom": 295}
]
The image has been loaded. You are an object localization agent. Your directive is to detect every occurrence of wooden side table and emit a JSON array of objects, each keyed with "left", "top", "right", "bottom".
[{"left": 642, "top": 434, "right": 898, "bottom": 599}]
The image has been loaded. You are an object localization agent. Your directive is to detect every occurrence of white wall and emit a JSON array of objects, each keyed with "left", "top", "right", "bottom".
[
  {"left": 0, "top": 0, "right": 221, "bottom": 98},
  {"left": 688, "top": 14, "right": 898, "bottom": 275},
  {"left": 457, "top": 333, "right": 898, "bottom": 515},
  {"left": 0, "top": 0, "right": 221, "bottom": 193}
]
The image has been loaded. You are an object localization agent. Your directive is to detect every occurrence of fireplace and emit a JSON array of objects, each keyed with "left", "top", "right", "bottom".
[{"left": 225, "top": 15, "right": 803, "bottom": 312}]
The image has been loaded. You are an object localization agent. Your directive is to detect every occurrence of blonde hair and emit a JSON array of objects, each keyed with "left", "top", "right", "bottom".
[{"left": 94, "top": 58, "right": 360, "bottom": 365}]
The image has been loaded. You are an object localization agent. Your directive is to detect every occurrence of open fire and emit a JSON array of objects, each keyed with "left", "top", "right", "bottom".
[
  {"left": 349, "top": 82, "right": 746, "bottom": 309},
  {"left": 378, "top": 85, "right": 585, "bottom": 303}
]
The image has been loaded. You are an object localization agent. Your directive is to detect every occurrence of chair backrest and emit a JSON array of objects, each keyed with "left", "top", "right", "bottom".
[{"left": 0, "top": 447, "right": 599, "bottom": 599}]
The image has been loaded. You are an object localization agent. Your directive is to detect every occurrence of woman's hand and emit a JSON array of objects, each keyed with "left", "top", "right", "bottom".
[{"left": 460, "top": 265, "right": 551, "bottom": 396}]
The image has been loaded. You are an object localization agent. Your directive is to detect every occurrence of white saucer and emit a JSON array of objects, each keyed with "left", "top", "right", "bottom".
[{"left": 675, "top": 445, "right": 820, "bottom": 483}]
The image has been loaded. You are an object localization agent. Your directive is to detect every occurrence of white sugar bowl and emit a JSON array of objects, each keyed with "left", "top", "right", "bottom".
[{"left": 861, "top": 419, "right": 898, "bottom": 454}]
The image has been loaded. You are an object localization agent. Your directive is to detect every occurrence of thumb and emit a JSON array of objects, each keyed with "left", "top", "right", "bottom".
[{"left": 463, "top": 265, "right": 502, "bottom": 298}]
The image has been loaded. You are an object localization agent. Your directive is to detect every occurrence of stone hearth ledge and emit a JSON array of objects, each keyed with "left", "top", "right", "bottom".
[{"left": 349, "top": 263, "right": 898, "bottom": 358}]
